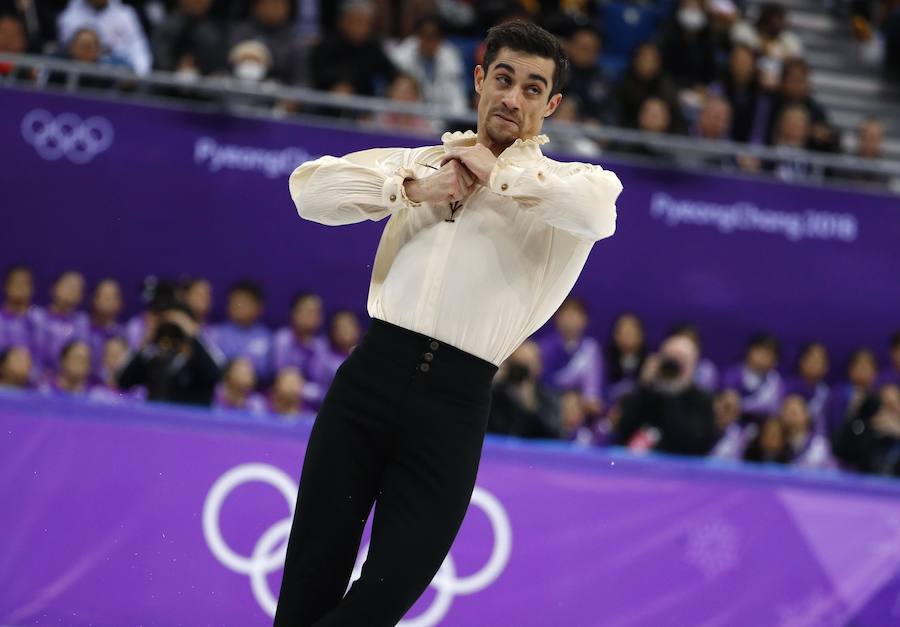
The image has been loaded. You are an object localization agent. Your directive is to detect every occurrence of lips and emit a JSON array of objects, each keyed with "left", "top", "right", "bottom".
[{"left": 493, "top": 112, "right": 518, "bottom": 126}]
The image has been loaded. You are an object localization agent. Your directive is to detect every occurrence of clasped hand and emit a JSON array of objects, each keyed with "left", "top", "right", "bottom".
[{"left": 403, "top": 144, "right": 497, "bottom": 205}]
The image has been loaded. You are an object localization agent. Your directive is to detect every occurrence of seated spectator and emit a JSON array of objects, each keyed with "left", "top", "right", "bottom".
[
  {"left": 208, "top": 280, "right": 272, "bottom": 381},
  {"left": 229, "top": 0, "right": 308, "bottom": 84},
  {"left": 731, "top": 2, "right": 803, "bottom": 89},
  {"left": 548, "top": 97, "right": 602, "bottom": 156},
  {"left": 765, "top": 58, "right": 834, "bottom": 151},
  {"left": 386, "top": 14, "right": 468, "bottom": 115},
  {"left": 307, "top": 308, "right": 360, "bottom": 392},
  {"left": 767, "top": 104, "right": 823, "bottom": 183},
  {"left": 57, "top": 0, "right": 152, "bottom": 75},
  {"left": 559, "top": 389, "right": 612, "bottom": 446},
  {"left": 269, "top": 366, "right": 306, "bottom": 418},
  {"left": 660, "top": 0, "right": 718, "bottom": 87},
  {"left": 694, "top": 95, "right": 732, "bottom": 141},
  {"left": 832, "top": 383, "right": 900, "bottom": 475},
  {"left": 882, "top": 331, "right": 900, "bottom": 387},
  {"left": 214, "top": 357, "right": 267, "bottom": 414},
  {"left": 0, "top": 345, "right": 34, "bottom": 390},
  {"left": 152, "top": 0, "right": 226, "bottom": 77},
  {"left": 613, "top": 42, "right": 680, "bottom": 130},
  {"left": 668, "top": 323, "right": 719, "bottom": 392},
  {"left": 838, "top": 118, "right": 890, "bottom": 185},
  {"left": 616, "top": 334, "right": 719, "bottom": 456},
  {"left": 710, "top": 388, "right": 754, "bottom": 459},
  {"left": 0, "top": 265, "right": 45, "bottom": 354},
  {"left": 40, "top": 339, "right": 91, "bottom": 396},
  {"left": 780, "top": 394, "right": 834, "bottom": 469},
  {"left": 86, "top": 278, "right": 124, "bottom": 377},
  {"left": 489, "top": 340, "right": 561, "bottom": 439},
  {"left": 563, "top": 24, "right": 612, "bottom": 123},
  {"left": 273, "top": 291, "right": 329, "bottom": 406},
  {"left": 118, "top": 301, "right": 221, "bottom": 406},
  {"left": 35, "top": 271, "right": 89, "bottom": 374},
  {"left": 64, "top": 26, "right": 129, "bottom": 68},
  {"left": 615, "top": 97, "right": 676, "bottom": 159},
  {"left": 604, "top": 312, "right": 648, "bottom": 402},
  {"left": 536, "top": 296, "right": 604, "bottom": 416},
  {"left": 710, "top": 43, "right": 769, "bottom": 144},
  {"left": 376, "top": 74, "right": 436, "bottom": 132},
  {"left": 742, "top": 417, "right": 791, "bottom": 464},
  {"left": 783, "top": 341, "right": 831, "bottom": 432},
  {"left": 228, "top": 39, "right": 275, "bottom": 84},
  {"left": 310, "top": 0, "right": 397, "bottom": 95},
  {"left": 826, "top": 347, "right": 880, "bottom": 438},
  {"left": 721, "top": 332, "right": 784, "bottom": 423},
  {"left": 89, "top": 335, "right": 144, "bottom": 403},
  {"left": 0, "top": 13, "right": 29, "bottom": 78},
  {"left": 179, "top": 277, "right": 214, "bottom": 333}
]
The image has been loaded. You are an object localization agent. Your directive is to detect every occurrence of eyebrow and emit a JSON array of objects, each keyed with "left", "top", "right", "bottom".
[{"left": 494, "top": 62, "right": 549, "bottom": 88}]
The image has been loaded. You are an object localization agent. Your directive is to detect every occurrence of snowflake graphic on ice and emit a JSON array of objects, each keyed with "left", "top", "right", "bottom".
[
  {"left": 774, "top": 587, "right": 842, "bottom": 627},
  {"left": 683, "top": 518, "right": 740, "bottom": 579}
]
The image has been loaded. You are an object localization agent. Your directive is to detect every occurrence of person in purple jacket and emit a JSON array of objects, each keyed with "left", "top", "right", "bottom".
[
  {"left": 306, "top": 308, "right": 361, "bottom": 393},
  {"left": 268, "top": 366, "right": 306, "bottom": 418},
  {"left": 180, "top": 277, "right": 214, "bottom": 333},
  {"left": 208, "top": 280, "right": 273, "bottom": 381},
  {"left": 536, "top": 296, "right": 604, "bottom": 416},
  {"left": 879, "top": 331, "right": 900, "bottom": 387},
  {"left": 721, "top": 332, "right": 784, "bottom": 424},
  {"left": 34, "top": 271, "right": 90, "bottom": 375},
  {"left": 214, "top": 357, "right": 267, "bottom": 415},
  {"left": 780, "top": 393, "right": 834, "bottom": 470},
  {"left": 39, "top": 339, "right": 92, "bottom": 397},
  {"left": 826, "top": 347, "right": 880, "bottom": 439},
  {"left": 0, "top": 345, "right": 34, "bottom": 390},
  {"left": 710, "top": 388, "right": 756, "bottom": 460},
  {"left": 783, "top": 341, "right": 831, "bottom": 434},
  {"left": 0, "top": 265, "right": 46, "bottom": 355},
  {"left": 272, "top": 291, "right": 330, "bottom": 407},
  {"left": 86, "top": 278, "right": 125, "bottom": 378}
]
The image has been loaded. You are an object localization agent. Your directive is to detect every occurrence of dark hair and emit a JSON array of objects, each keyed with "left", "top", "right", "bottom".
[
  {"left": 228, "top": 279, "right": 264, "bottom": 304},
  {"left": 3, "top": 265, "right": 32, "bottom": 286},
  {"left": 668, "top": 322, "right": 702, "bottom": 350},
  {"left": 60, "top": 339, "right": 89, "bottom": 362},
  {"left": 291, "top": 290, "right": 321, "bottom": 311},
  {"left": 847, "top": 347, "right": 877, "bottom": 369},
  {"left": 747, "top": 332, "right": 780, "bottom": 358},
  {"left": 890, "top": 330, "right": 900, "bottom": 350},
  {"left": 781, "top": 57, "right": 809, "bottom": 80},
  {"left": 53, "top": 270, "right": 82, "bottom": 287},
  {"left": 559, "top": 296, "right": 588, "bottom": 316},
  {"left": 414, "top": 13, "right": 444, "bottom": 36},
  {"left": 482, "top": 21, "right": 569, "bottom": 96}
]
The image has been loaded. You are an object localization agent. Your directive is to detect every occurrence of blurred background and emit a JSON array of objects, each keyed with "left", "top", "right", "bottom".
[{"left": 1, "top": 0, "right": 900, "bottom": 625}]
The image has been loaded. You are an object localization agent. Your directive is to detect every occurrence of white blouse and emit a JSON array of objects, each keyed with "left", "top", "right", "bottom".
[{"left": 289, "top": 130, "right": 623, "bottom": 366}]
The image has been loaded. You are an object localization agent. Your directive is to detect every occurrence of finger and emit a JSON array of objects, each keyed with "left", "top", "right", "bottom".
[
  {"left": 457, "top": 166, "right": 474, "bottom": 189},
  {"left": 439, "top": 151, "right": 461, "bottom": 167}
]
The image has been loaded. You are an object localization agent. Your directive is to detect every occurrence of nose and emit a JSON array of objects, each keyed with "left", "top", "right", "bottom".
[{"left": 501, "top": 87, "right": 522, "bottom": 113}]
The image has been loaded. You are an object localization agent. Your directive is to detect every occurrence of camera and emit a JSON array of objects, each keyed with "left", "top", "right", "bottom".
[
  {"left": 656, "top": 356, "right": 683, "bottom": 381},
  {"left": 506, "top": 362, "right": 531, "bottom": 384}
]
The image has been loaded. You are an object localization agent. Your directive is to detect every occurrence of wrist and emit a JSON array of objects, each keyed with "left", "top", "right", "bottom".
[{"left": 402, "top": 177, "right": 422, "bottom": 204}]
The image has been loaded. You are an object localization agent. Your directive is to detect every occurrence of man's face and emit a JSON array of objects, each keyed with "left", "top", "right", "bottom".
[
  {"left": 849, "top": 354, "right": 877, "bottom": 388},
  {"left": 638, "top": 98, "right": 670, "bottom": 133},
  {"left": 698, "top": 99, "right": 731, "bottom": 139},
  {"left": 5, "top": 269, "right": 33, "bottom": 305},
  {"left": 781, "top": 395, "right": 809, "bottom": 432},
  {"left": 475, "top": 48, "right": 561, "bottom": 149}
]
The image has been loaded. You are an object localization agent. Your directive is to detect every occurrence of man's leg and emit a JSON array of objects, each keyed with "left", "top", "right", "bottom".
[
  {"left": 314, "top": 400, "right": 490, "bottom": 626},
  {"left": 273, "top": 357, "right": 394, "bottom": 626}
]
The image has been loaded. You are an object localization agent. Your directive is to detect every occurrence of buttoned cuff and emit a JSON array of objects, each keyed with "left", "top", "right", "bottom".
[
  {"left": 488, "top": 159, "right": 526, "bottom": 196},
  {"left": 382, "top": 167, "right": 422, "bottom": 212}
]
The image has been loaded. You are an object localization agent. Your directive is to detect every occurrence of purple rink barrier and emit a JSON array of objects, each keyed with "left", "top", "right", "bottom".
[
  {"left": 2, "top": 87, "right": 900, "bottom": 372},
  {"left": 3, "top": 392, "right": 900, "bottom": 626}
]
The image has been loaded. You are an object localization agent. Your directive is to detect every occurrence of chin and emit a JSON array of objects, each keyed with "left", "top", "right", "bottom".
[{"left": 486, "top": 123, "right": 519, "bottom": 148}]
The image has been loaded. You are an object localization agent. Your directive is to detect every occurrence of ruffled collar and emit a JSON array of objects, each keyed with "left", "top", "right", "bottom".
[{"left": 440, "top": 130, "right": 549, "bottom": 162}]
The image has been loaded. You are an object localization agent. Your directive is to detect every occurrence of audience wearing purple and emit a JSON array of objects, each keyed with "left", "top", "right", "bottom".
[
  {"left": 669, "top": 323, "right": 719, "bottom": 392},
  {"left": 34, "top": 271, "right": 90, "bottom": 373},
  {"left": 214, "top": 357, "right": 267, "bottom": 415},
  {"left": 0, "top": 266, "right": 46, "bottom": 358},
  {"left": 39, "top": 339, "right": 91, "bottom": 396},
  {"left": 603, "top": 312, "right": 648, "bottom": 402},
  {"left": 86, "top": 278, "right": 125, "bottom": 375},
  {"left": 272, "top": 291, "right": 330, "bottom": 408},
  {"left": 0, "top": 345, "right": 34, "bottom": 390},
  {"left": 721, "top": 333, "right": 784, "bottom": 422},
  {"left": 268, "top": 366, "right": 306, "bottom": 418},
  {"left": 305, "top": 308, "right": 361, "bottom": 391},
  {"left": 783, "top": 341, "right": 831, "bottom": 433},
  {"left": 826, "top": 348, "right": 880, "bottom": 438},
  {"left": 208, "top": 280, "right": 273, "bottom": 381}
]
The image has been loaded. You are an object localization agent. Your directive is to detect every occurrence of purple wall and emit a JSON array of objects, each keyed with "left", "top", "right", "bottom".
[{"left": 2, "top": 87, "right": 899, "bottom": 372}]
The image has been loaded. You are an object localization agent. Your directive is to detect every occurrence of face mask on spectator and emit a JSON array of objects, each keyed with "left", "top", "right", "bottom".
[
  {"left": 678, "top": 8, "right": 707, "bottom": 31},
  {"left": 175, "top": 67, "right": 200, "bottom": 83},
  {"left": 235, "top": 61, "right": 266, "bottom": 82}
]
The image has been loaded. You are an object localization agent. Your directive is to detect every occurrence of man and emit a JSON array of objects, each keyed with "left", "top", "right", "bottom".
[
  {"left": 57, "top": 0, "right": 152, "bottom": 75},
  {"left": 563, "top": 23, "right": 611, "bottom": 123},
  {"left": 207, "top": 280, "right": 272, "bottom": 381},
  {"left": 488, "top": 339, "right": 562, "bottom": 439},
  {"left": 274, "top": 21, "right": 622, "bottom": 626}
]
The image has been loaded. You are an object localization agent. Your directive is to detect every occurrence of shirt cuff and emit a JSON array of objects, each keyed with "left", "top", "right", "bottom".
[
  {"left": 489, "top": 159, "right": 526, "bottom": 196},
  {"left": 382, "top": 166, "right": 422, "bottom": 212}
]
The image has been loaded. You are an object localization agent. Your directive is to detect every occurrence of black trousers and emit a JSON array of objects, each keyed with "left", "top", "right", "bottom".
[{"left": 274, "top": 318, "right": 498, "bottom": 626}]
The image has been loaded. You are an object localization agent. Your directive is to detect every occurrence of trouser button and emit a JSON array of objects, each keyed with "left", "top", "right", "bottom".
[
  {"left": 429, "top": 340, "right": 439, "bottom": 350},
  {"left": 419, "top": 363, "right": 431, "bottom": 372}
]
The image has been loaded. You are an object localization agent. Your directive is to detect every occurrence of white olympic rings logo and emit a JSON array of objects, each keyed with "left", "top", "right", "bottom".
[
  {"left": 202, "top": 462, "right": 512, "bottom": 625},
  {"left": 20, "top": 109, "right": 114, "bottom": 163}
]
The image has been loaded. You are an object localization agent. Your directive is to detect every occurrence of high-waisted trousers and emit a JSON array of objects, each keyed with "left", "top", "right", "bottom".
[{"left": 273, "top": 317, "right": 498, "bottom": 626}]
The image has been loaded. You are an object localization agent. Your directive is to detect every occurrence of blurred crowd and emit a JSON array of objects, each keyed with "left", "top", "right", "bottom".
[
  {"left": 2, "top": 265, "right": 900, "bottom": 478},
  {"left": 0, "top": 0, "right": 895, "bottom": 184}
]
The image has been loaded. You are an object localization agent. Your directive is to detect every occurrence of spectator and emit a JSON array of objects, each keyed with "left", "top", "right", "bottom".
[
  {"left": 57, "top": 0, "right": 152, "bottom": 75},
  {"left": 784, "top": 341, "right": 831, "bottom": 432},
  {"left": 559, "top": 389, "right": 610, "bottom": 446},
  {"left": 0, "top": 265, "right": 45, "bottom": 354},
  {"left": 88, "top": 335, "right": 143, "bottom": 403},
  {"left": 64, "top": 25, "right": 129, "bottom": 68},
  {"left": 613, "top": 42, "right": 680, "bottom": 130},
  {"left": 35, "top": 271, "right": 89, "bottom": 374},
  {"left": 780, "top": 393, "right": 834, "bottom": 469},
  {"left": 0, "top": 13, "right": 28, "bottom": 78},
  {"left": 87, "top": 278, "right": 124, "bottom": 377},
  {"left": 710, "top": 43, "right": 768, "bottom": 144},
  {"left": 549, "top": 97, "right": 602, "bottom": 156},
  {"left": 694, "top": 95, "right": 732, "bottom": 141},
  {"left": 309, "top": 0, "right": 397, "bottom": 95},
  {"left": 743, "top": 417, "right": 791, "bottom": 464},
  {"left": 731, "top": 2, "right": 803, "bottom": 89},
  {"left": 40, "top": 339, "right": 91, "bottom": 396},
  {"left": 269, "top": 366, "right": 306, "bottom": 417},
  {"left": 229, "top": 0, "right": 308, "bottom": 84},
  {"left": 376, "top": 73, "right": 436, "bottom": 132},
  {"left": 669, "top": 323, "right": 719, "bottom": 392},
  {"left": 603, "top": 312, "right": 648, "bottom": 402},
  {"left": 563, "top": 24, "right": 611, "bottom": 123},
  {"left": 118, "top": 301, "right": 221, "bottom": 406},
  {"left": 766, "top": 58, "right": 835, "bottom": 152},
  {"left": 832, "top": 383, "right": 900, "bottom": 475},
  {"left": 616, "top": 334, "right": 719, "bottom": 456},
  {"left": 179, "top": 277, "right": 213, "bottom": 331},
  {"left": 152, "top": 0, "right": 226, "bottom": 77},
  {"left": 768, "top": 104, "right": 823, "bottom": 182},
  {"left": 307, "top": 308, "right": 360, "bottom": 392},
  {"left": 228, "top": 39, "right": 274, "bottom": 83},
  {"left": 826, "top": 348, "right": 880, "bottom": 438},
  {"left": 659, "top": 0, "right": 718, "bottom": 87},
  {"left": 489, "top": 340, "right": 561, "bottom": 439},
  {"left": 214, "top": 357, "right": 267, "bottom": 414},
  {"left": 536, "top": 296, "right": 604, "bottom": 416},
  {"left": 273, "top": 291, "right": 329, "bottom": 406},
  {"left": 0, "top": 346, "right": 34, "bottom": 389},
  {"left": 710, "top": 388, "right": 754, "bottom": 459},
  {"left": 386, "top": 14, "right": 468, "bottom": 115},
  {"left": 721, "top": 332, "right": 784, "bottom": 423},
  {"left": 882, "top": 331, "right": 900, "bottom": 387},
  {"left": 838, "top": 118, "right": 890, "bottom": 185},
  {"left": 208, "top": 280, "right": 272, "bottom": 381},
  {"left": 616, "top": 96, "right": 675, "bottom": 159}
]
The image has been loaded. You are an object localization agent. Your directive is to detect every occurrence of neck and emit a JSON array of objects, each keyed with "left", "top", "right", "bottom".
[
  {"left": 51, "top": 303, "right": 73, "bottom": 315},
  {"left": 92, "top": 313, "right": 114, "bottom": 327},
  {"left": 58, "top": 375, "right": 85, "bottom": 392},
  {"left": 3, "top": 300, "right": 27, "bottom": 315},
  {"left": 476, "top": 129, "right": 511, "bottom": 157},
  {"left": 224, "top": 386, "right": 248, "bottom": 405},
  {"left": 272, "top": 396, "right": 299, "bottom": 414}
]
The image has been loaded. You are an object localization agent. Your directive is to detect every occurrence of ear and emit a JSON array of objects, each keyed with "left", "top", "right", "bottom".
[
  {"left": 474, "top": 65, "right": 484, "bottom": 95},
  {"left": 543, "top": 93, "right": 562, "bottom": 118}
]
